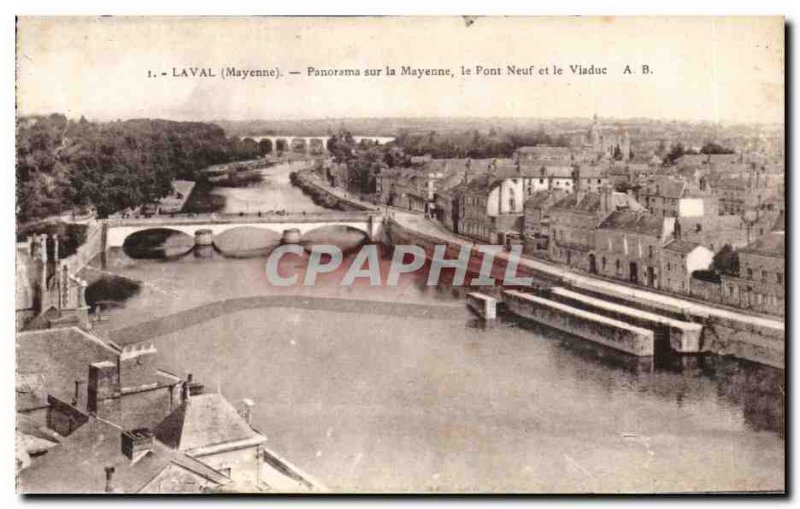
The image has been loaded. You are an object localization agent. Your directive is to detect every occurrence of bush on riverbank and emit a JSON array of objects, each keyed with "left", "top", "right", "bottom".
[{"left": 85, "top": 275, "right": 142, "bottom": 310}]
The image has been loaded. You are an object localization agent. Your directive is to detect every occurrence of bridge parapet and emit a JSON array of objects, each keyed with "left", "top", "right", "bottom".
[
  {"left": 104, "top": 212, "right": 378, "bottom": 228},
  {"left": 103, "top": 212, "right": 386, "bottom": 249}
]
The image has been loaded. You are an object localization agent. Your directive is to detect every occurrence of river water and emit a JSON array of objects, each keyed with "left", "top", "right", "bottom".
[{"left": 90, "top": 161, "right": 785, "bottom": 493}]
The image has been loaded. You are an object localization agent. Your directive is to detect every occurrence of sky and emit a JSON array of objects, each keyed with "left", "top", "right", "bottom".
[{"left": 15, "top": 16, "right": 784, "bottom": 124}]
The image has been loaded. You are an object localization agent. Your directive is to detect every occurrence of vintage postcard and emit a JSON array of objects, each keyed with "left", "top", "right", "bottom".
[{"left": 14, "top": 16, "right": 785, "bottom": 494}]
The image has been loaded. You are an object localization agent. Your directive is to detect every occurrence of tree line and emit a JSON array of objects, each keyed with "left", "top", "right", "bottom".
[
  {"left": 393, "top": 127, "right": 570, "bottom": 159},
  {"left": 322, "top": 127, "right": 571, "bottom": 194},
  {"left": 16, "top": 114, "right": 265, "bottom": 223}
]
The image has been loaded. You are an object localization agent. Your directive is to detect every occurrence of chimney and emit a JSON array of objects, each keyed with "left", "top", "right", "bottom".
[
  {"left": 181, "top": 374, "right": 192, "bottom": 403},
  {"left": 72, "top": 380, "right": 81, "bottom": 406},
  {"left": 104, "top": 466, "right": 116, "bottom": 493},
  {"left": 121, "top": 428, "right": 154, "bottom": 462},
  {"left": 238, "top": 399, "right": 254, "bottom": 425},
  {"left": 88, "top": 361, "right": 120, "bottom": 421},
  {"left": 599, "top": 184, "right": 614, "bottom": 214}
]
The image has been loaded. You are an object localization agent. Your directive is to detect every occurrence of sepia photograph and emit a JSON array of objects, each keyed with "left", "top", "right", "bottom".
[{"left": 13, "top": 15, "right": 786, "bottom": 494}]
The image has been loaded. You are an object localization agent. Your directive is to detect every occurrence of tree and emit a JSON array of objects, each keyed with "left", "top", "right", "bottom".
[
  {"left": 664, "top": 142, "right": 686, "bottom": 165},
  {"left": 16, "top": 115, "right": 263, "bottom": 222},
  {"left": 700, "top": 142, "right": 735, "bottom": 155},
  {"left": 712, "top": 244, "right": 740, "bottom": 276}
]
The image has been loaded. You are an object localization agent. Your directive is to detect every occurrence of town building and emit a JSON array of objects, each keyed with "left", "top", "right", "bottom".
[
  {"left": 660, "top": 240, "right": 714, "bottom": 295},
  {"left": 515, "top": 145, "right": 574, "bottom": 164},
  {"left": 720, "top": 230, "right": 785, "bottom": 316},
  {"left": 637, "top": 175, "right": 718, "bottom": 218},
  {"left": 522, "top": 190, "right": 566, "bottom": 256},
  {"left": 548, "top": 186, "right": 618, "bottom": 270},
  {"left": 16, "top": 325, "right": 322, "bottom": 493},
  {"left": 593, "top": 210, "right": 676, "bottom": 288}
]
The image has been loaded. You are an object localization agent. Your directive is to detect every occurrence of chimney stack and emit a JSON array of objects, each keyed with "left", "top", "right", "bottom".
[
  {"left": 239, "top": 398, "right": 255, "bottom": 425},
  {"left": 121, "top": 429, "right": 154, "bottom": 462},
  {"left": 87, "top": 361, "right": 120, "bottom": 421},
  {"left": 104, "top": 466, "right": 116, "bottom": 493},
  {"left": 182, "top": 374, "right": 192, "bottom": 403}
]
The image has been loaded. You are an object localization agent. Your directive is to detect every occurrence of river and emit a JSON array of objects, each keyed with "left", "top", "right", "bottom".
[{"left": 87, "top": 161, "right": 785, "bottom": 493}]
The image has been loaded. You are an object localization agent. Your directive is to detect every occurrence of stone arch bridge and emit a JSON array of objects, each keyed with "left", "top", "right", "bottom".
[
  {"left": 103, "top": 212, "right": 385, "bottom": 249},
  {"left": 248, "top": 135, "right": 396, "bottom": 155}
]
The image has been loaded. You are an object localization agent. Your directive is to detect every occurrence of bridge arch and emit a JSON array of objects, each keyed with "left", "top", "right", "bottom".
[
  {"left": 121, "top": 227, "right": 195, "bottom": 259},
  {"left": 300, "top": 224, "right": 371, "bottom": 253},
  {"left": 212, "top": 226, "right": 283, "bottom": 256}
]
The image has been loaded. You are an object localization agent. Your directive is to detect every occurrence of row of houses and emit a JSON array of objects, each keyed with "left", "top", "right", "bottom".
[
  {"left": 16, "top": 322, "right": 321, "bottom": 493},
  {"left": 317, "top": 142, "right": 784, "bottom": 317}
]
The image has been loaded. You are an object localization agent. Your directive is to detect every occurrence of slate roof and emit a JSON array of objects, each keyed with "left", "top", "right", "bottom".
[
  {"left": 643, "top": 177, "right": 687, "bottom": 199},
  {"left": 738, "top": 232, "right": 785, "bottom": 258},
  {"left": 552, "top": 192, "right": 602, "bottom": 213},
  {"left": 516, "top": 146, "right": 572, "bottom": 155},
  {"left": 154, "top": 393, "right": 265, "bottom": 453},
  {"left": 598, "top": 210, "right": 666, "bottom": 237},
  {"left": 494, "top": 163, "right": 573, "bottom": 180},
  {"left": 17, "top": 418, "right": 228, "bottom": 494},
  {"left": 663, "top": 239, "right": 704, "bottom": 255},
  {"left": 524, "top": 190, "right": 559, "bottom": 209},
  {"left": 675, "top": 154, "right": 708, "bottom": 167},
  {"left": 16, "top": 373, "right": 48, "bottom": 412},
  {"left": 16, "top": 327, "right": 120, "bottom": 412}
]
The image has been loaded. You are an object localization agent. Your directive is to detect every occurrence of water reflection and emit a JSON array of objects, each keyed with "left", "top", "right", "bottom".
[{"left": 121, "top": 228, "right": 195, "bottom": 259}]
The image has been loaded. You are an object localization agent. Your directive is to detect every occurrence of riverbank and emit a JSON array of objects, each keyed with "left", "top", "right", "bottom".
[
  {"left": 65, "top": 164, "right": 783, "bottom": 493},
  {"left": 290, "top": 170, "right": 380, "bottom": 212},
  {"left": 293, "top": 169, "right": 785, "bottom": 369}
]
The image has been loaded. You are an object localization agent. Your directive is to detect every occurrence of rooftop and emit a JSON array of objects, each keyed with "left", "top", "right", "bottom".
[
  {"left": 598, "top": 210, "right": 667, "bottom": 237},
  {"left": 154, "top": 393, "right": 266, "bottom": 454},
  {"left": 16, "top": 327, "right": 120, "bottom": 412},
  {"left": 17, "top": 417, "right": 229, "bottom": 494},
  {"left": 738, "top": 231, "right": 785, "bottom": 258},
  {"left": 663, "top": 239, "right": 704, "bottom": 255},
  {"left": 552, "top": 192, "right": 602, "bottom": 213}
]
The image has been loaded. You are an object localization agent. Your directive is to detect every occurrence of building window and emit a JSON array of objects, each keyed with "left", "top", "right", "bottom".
[
  {"left": 777, "top": 272, "right": 783, "bottom": 284},
  {"left": 666, "top": 262, "right": 671, "bottom": 272},
  {"left": 761, "top": 270, "right": 767, "bottom": 283},
  {"left": 648, "top": 245, "right": 654, "bottom": 259},
  {"left": 747, "top": 268, "right": 753, "bottom": 280},
  {"left": 601, "top": 257, "right": 606, "bottom": 270},
  {"left": 616, "top": 259, "right": 621, "bottom": 273}
]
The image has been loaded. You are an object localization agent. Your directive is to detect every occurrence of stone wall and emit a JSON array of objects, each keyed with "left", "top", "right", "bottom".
[
  {"left": 690, "top": 278, "right": 722, "bottom": 304},
  {"left": 503, "top": 290, "right": 655, "bottom": 356}
]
